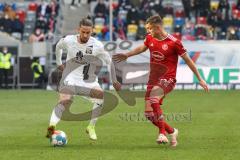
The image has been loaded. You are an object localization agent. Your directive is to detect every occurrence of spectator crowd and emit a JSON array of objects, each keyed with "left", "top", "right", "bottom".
[
  {"left": 0, "top": 0, "right": 59, "bottom": 42},
  {"left": 1, "top": 0, "right": 240, "bottom": 41},
  {"left": 0, "top": 3, "right": 24, "bottom": 38},
  {"left": 90, "top": 0, "right": 240, "bottom": 41}
]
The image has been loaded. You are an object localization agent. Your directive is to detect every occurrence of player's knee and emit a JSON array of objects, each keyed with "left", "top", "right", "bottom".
[
  {"left": 97, "top": 92, "right": 104, "bottom": 99},
  {"left": 150, "top": 86, "right": 164, "bottom": 97},
  {"left": 90, "top": 90, "right": 104, "bottom": 99},
  {"left": 60, "top": 99, "right": 72, "bottom": 106},
  {"left": 59, "top": 96, "right": 73, "bottom": 106}
]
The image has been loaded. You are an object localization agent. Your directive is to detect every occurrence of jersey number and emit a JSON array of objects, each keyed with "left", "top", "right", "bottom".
[{"left": 83, "top": 64, "right": 90, "bottom": 80}]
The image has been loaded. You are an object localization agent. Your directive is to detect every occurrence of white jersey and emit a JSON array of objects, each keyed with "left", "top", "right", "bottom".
[{"left": 55, "top": 34, "right": 115, "bottom": 85}]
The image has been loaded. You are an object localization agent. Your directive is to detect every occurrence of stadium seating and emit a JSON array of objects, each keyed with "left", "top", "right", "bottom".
[
  {"left": 16, "top": 10, "right": 26, "bottom": 23},
  {"left": 11, "top": 3, "right": 17, "bottom": 11},
  {"left": 163, "top": 16, "right": 174, "bottom": 27},
  {"left": 94, "top": 17, "right": 105, "bottom": 26},
  {"left": 163, "top": 16, "right": 174, "bottom": 33},
  {"left": 94, "top": 25, "right": 104, "bottom": 34},
  {"left": 11, "top": 32, "right": 22, "bottom": 40},
  {"left": 196, "top": 17, "right": 207, "bottom": 25},
  {"left": 0, "top": 3, "right": 4, "bottom": 11},
  {"left": 210, "top": 1, "right": 219, "bottom": 10},
  {"left": 2, "top": 0, "right": 240, "bottom": 41},
  {"left": 175, "top": 9, "right": 185, "bottom": 18},
  {"left": 28, "top": 2, "right": 38, "bottom": 12},
  {"left": 174, "top": 17, "right": 185, "bottom": 27},
  {"left": 127, "top": 24, "right": 138, "bottom": 40},
  {"left": 0, "top": 1, "right": 59, "bottom": 42}
]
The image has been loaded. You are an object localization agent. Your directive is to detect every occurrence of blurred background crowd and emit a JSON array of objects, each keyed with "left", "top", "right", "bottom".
[
  {"left": 89, "top": 0, "right": 240, "bottom": 41},
  {"left": 0, "top": 0, "right": 240, "bottom": 89}
]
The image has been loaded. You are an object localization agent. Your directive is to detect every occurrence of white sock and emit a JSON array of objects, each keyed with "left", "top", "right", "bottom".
[
  {"left": 49, "top": 103, "right": 65, "bottom": 126},
  {"left": 89, "top": 99, "right": 103, "bottom": 126}
]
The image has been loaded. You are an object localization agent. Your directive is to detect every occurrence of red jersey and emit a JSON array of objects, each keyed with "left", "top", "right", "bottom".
[{"left": 144, "top": 34, "right": 187, "bottom": 85}]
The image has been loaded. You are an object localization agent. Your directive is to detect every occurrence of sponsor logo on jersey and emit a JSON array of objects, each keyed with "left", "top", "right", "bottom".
[
  {"left": 74, "top": 50, "right": 89, "bottom": 64},
  {"left": 76, "top": 50, "right": 83, "bottom": 60},
  {"left": 152, "top": 51, "right": 165, "bottom": 61}
]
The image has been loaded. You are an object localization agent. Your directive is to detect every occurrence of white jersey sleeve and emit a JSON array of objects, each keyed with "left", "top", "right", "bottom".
[
  {"left": 55, "top": 38, "right": 67, "bottom": 66},
  {"left": 95, "top": 42, "right": 117, "bottom": 83},
  {"left": 95, "top": 43, "right": 111, "bottom": 64}
]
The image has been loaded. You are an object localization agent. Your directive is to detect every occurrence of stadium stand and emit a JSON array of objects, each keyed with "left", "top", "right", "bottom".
[
  {"left": 0, "top": 0, "right": 240, "bottom": 89},
  {"left": 0, "top": 0, "right": 59, "bottom": 41},
  {"left": 90, "top": 0, "right": 240, "bottom": 41}
]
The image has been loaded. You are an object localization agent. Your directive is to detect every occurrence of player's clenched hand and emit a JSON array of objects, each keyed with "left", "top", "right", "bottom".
[
  {"left": 113, "top": 81, "right": 121, "bottom": 91},
  {"left": 58, "top": 64, "right": 65, "bottom": 72},
  {"left": 112, "top": 54, "right": 128, "bottom": 63},
  {"left": 199, "top": 80, "right": 209, "bottom": 92}
]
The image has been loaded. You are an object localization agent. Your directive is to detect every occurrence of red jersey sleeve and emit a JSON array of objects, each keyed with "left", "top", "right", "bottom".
[
  {"left": 144, "top": 34, "right": 151, "bottom": 48},
  {"left": 175, "top": 40, "right": 187, "bottom": 56}
]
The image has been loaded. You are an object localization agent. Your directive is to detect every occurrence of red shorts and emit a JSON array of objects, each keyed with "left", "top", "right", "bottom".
[{"left": 145, "top": 78, "right": 176, "bottom": 104}]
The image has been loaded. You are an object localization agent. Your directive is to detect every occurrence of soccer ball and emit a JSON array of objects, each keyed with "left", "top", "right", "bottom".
[{"left": 50, "top": 130, "right": 68, "bottom": 147}]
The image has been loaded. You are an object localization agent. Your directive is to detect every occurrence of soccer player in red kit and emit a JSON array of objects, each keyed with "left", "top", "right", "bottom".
[{"left": 113, "top": 15, "right": 209, "bottom": 147}]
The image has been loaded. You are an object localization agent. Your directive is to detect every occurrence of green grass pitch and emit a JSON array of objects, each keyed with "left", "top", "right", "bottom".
[{"left": 0, "top": 90, "right": 240, "bottom": 160}]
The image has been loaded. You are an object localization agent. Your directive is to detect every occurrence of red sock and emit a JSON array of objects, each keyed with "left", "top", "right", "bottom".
[
  {"left": 151, "top": 103, "right": 166, "bottom": 135},
  {"left": 164, "top": 121, "right": 174, "bottom": 134},
  {"left": 145, "top": 111, "right": 174, "bottom": 134},
  {"left": 144, "top": 111, "right": 158, "bottom": 127}
]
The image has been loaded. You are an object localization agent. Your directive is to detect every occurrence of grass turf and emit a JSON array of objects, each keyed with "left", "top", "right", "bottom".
[{"left": 0, "top": 90, "right": 239, "bottom": 160}]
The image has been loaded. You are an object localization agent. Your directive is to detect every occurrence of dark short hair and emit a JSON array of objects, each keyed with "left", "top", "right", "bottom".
[
  {"left": 79, "top": 16, "right": 93, "bottom": 27},
  {"left": 146, "top": 15, "right": 162, "bottom": 25}
]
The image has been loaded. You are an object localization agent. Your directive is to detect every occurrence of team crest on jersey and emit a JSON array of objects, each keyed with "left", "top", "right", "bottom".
[
  {"left": 150, "top": 43, "right": 154, "bottom": 47},
  {"left": 86, "top": 45, "right": 93, "bottom": 54},
  {"left": 162, "top": 44, "right": 168, "bottom": 51}
]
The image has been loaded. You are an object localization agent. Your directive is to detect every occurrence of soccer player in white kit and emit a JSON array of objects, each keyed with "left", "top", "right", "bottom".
[{"left": 46, "top": 17, "right": 121, "bottom": 140}]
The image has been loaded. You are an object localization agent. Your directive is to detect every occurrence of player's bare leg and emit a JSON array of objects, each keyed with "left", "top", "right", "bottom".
[
  {"left": 86, "top": 87, "right": 104, "bottom": 141},
  {"left": 46, "top": 90, "right": 73, "bottom": 138}
]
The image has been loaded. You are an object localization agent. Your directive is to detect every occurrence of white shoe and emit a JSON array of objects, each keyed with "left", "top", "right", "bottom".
[
  {"left": 156, "top": 134, "right": 169, "bottom": 144},
  {"left": 170, "top": 128, "right": 178, "bottom": 147},
  {"left": 86, "top": 125, "right": 97, "bottom": 141}
]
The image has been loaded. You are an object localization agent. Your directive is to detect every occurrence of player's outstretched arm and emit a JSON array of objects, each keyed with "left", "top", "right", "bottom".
[
  {"left": 109, "top": 62, "right": 121, "bottom": 91},
  {"left": 112, "top": 44, "right": 148, "bottom": 63},
  {"left": 56, "top": 38, "right": 66, "bottom": 71},
  {"left": 181, "top": 53, "right": 209, "bottom": 92}
]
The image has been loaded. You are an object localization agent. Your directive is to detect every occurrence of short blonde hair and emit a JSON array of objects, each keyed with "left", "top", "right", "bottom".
[{"left": 146, "top": 15, "right": 163, "bottom": 25}]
